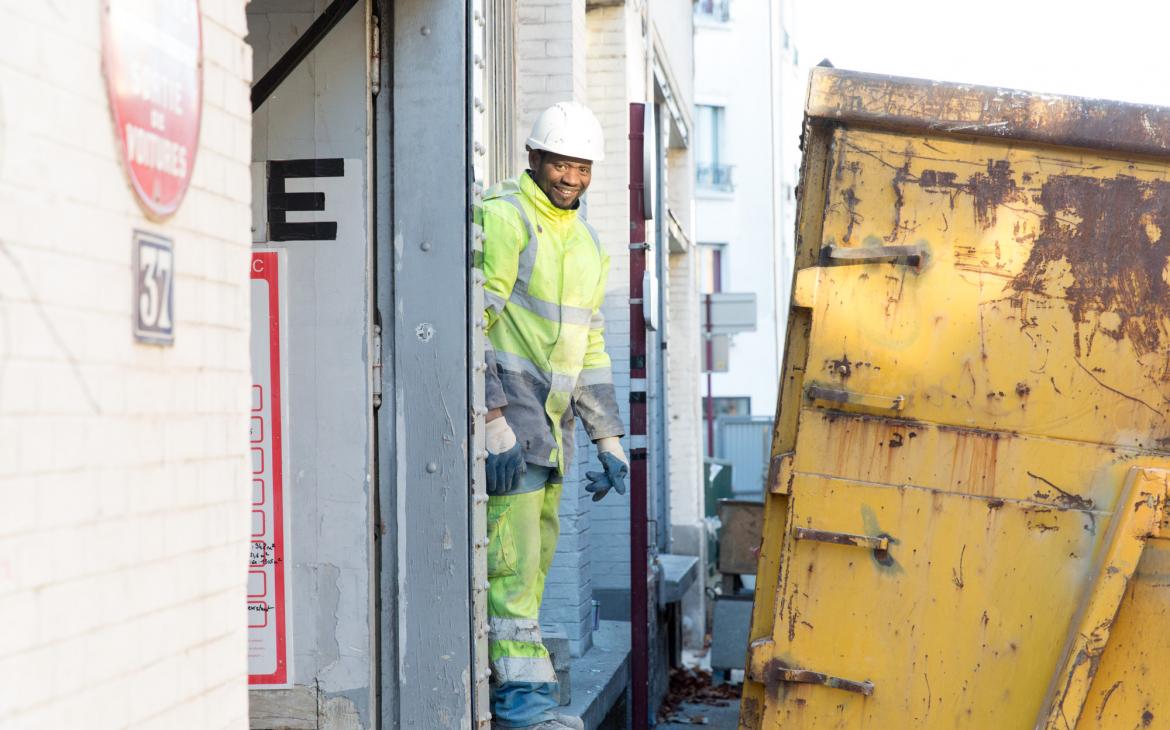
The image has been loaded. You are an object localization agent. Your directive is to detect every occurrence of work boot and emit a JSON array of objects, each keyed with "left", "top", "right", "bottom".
[{"left": 497, "top": 716, "right": 584, "bottom": 730}]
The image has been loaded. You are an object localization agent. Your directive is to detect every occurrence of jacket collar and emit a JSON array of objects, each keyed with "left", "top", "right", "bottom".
[{"left": 521, "top": 171, "right": 580, "bottom": 223}]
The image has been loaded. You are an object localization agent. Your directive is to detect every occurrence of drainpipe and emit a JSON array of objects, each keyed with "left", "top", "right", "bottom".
[{"left": 628, "top": 102, "right": 650, "bottom": 730}]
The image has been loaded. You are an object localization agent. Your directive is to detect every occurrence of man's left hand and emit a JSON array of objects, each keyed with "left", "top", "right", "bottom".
[{"left": 585, "top": 437, "right": 628, "bottom": 502}]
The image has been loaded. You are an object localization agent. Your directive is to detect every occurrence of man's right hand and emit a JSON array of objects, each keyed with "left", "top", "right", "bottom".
[{"left": 485, "top": 416, "right": 526, "bottom": 495}]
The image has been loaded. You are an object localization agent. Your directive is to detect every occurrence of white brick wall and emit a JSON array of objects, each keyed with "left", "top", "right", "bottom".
[
  {"left": 666, "top": 150, "right": 703, "bottom": 527},
  {"left": 0, "top": 3, "right": 253, "bottom": 728},
  {"left": 517, "top": 0, "right": 598, "bottom": 656},
  {"left": 581, "top": 3, "right": 637, "bottom": 596}
]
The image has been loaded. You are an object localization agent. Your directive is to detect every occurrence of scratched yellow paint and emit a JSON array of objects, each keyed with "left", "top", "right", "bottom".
[{"left": 742, "top": 121, "right": 1170, "bottom": 729}]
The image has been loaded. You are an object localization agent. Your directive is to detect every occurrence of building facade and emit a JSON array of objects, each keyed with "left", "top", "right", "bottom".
[
  {"left": 690, "top": 0, "right": 801, "bottom": 504},
  {"left": 0, "top": 2, "right": 255, "bottom": 727},
  {"left": 694, "top": 0, "right": 800, "bottom": 441}
]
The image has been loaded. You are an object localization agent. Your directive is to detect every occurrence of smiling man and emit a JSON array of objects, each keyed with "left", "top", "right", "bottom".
[{"left": 477, "top": 102, "right": 628, "bottom": 729}]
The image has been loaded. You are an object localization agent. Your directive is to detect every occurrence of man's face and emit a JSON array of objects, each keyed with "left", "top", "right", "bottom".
[{"left": 529, "top": 150, "right": 593, "bottom": 209}]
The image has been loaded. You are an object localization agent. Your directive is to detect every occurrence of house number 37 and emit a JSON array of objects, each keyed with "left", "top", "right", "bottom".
[{"left": 133, "top": 231, "right": 175, "bottom": 345}]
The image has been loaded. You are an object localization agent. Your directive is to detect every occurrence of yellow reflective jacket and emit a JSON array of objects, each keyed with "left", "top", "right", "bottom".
[{"left": 480, "top": 173, "right": 624, "bottom": 473}]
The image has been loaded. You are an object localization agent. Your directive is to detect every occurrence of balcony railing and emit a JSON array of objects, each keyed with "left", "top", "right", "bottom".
[
  {"left": 696, "top": 163, "right": 735, "bottom": 192},
  {"left": 695, "top": 0, "right": 731, "bottom": 22}
]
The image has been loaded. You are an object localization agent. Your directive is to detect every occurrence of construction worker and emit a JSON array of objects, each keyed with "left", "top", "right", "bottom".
[{"left": 479, "top": 102, "right": 628, "bottom": 729}]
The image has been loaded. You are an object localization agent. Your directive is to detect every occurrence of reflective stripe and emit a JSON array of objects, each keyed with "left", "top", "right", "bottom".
[
  {"left": 494, "top": 350, "right": 581, "bottom": 394},
  {"left": 551, "top": 372, "right": 576, "bottom": 394},
  {"left": 577, "top": 366, "right": 614, "bottom": 386},
  {"left": 501, "top": 195, "right": 539, "bottom": 294},
  {"left": 581, "top": 220, "right": 602, "bottom": 254},
  {"left": 490, "top": 617, "right": 544, "bottom": 644},
  {"left": 510, "top": 289, "right": 593, "bottom": 326},
  {"left": 495, "top": 350, "right": 549, "bottom": 382},
  {"left": 590, "top": 309, "right": 605, "bottom": 330},
  {"left": 500, "top": 195, "right": 593, "bottom": 326},
  {"left": 491, "top": 655, "right": 558, "bottom": 684},
  {"left": 485, "top": 289, "right": 508, "bottom": 314}
]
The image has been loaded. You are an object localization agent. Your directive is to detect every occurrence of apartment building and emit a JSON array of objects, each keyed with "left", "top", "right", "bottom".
[{"left": 694, "top": 0, "right": 801, "bottom": 495}]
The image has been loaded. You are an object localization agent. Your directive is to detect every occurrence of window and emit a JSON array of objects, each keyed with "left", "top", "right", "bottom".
[
  {"left": 695, "top": 105, "right": 733, "bottom": 192},
  {"left": 699, "top": 243, "right": 727, "bottom": 294},
  {"left": 695, "top": 0, "right": 731, "bottom": 22}
]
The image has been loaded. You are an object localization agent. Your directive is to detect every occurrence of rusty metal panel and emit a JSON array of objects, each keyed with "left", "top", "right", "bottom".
[
  {"left": 743, "top": 71, "right": 1170, "bottom": 730},
  {"left": 806, "top": 67, "right": 1170, "bottom": 159}
]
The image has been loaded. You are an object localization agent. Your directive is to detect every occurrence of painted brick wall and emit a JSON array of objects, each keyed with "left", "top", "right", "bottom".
[
  {"left": 516, "top": 0, "right": 597, "bottom": 655},
  {"left": 666, "top": 149, "right": 703, "bottom": 529},
  {"left": 582, "top": 2, "right": 638, "bottom": 596},
  {"left": 0, "top": 3, "right": 254, "bottom": 728}
]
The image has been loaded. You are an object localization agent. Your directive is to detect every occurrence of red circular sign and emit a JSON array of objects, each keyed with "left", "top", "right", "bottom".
[{"left": 102, "top": 0, "right": 203, "bottom": 220}]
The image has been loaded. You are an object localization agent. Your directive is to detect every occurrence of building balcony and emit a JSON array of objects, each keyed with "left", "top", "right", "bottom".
[{"left": 696, "top": 163, "right": 735, "bottom": 193}]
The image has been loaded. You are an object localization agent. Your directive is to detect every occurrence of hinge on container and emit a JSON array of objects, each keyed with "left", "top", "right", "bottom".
[
  {"left": 369, "top": 14, "right": 381, "bottom": 96},
  {"left": 794, "top": 527, "right": 889, "bottom": 552},
  {"left": 371, "top": 322, "right": 383, "bottom": 409},
  {"left": 820, "top": 242, "right": 929, "bottom": 269},
  {"left": 806, "top": 383, "right": 905, "bottom": 412},
  {"left": 748, "top": 639, "right": 875, "bottom": 697}
]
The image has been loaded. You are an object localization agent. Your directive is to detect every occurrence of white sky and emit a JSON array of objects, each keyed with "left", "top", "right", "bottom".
[{"left": 793, "top": 0, "right": 1170, "bottom": 108}]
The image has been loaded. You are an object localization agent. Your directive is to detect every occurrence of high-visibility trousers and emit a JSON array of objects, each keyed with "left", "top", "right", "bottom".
[{"left": 487, "top": 472, "right": 561, "bottom": 727}]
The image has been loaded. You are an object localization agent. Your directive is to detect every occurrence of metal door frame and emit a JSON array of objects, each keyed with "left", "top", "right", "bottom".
[{"left": 376, "top": 0, "right": 480, "bottom": 726}]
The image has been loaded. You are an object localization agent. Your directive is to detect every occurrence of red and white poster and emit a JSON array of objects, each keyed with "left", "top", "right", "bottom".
[
  {"left": 249, "top": 251, "right": 291, "bottom": 686},
  {"left": 102, "top": 0, "right": 203, "bottom": 219}
]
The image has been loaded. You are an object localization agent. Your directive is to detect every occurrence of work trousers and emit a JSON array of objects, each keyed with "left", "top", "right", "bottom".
[{"left": 488, "top": 467, "right": 561, "bottom": 727}]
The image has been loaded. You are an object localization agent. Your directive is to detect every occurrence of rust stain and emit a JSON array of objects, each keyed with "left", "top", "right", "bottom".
[
  {"left": 918, "top": 160, "right": 1022, "bottom": 229},
  {"left": 1010, "top": 174, "right": 1170, "bottom": 361},
  {"left": 1026, "top": 470, "right": 1095, "bottom": 510},
  {"left": 886, "top": 161, "right": 911, "bottom": 242},
  {"left": 1096, "top": 681, "right": 1123, "bottom": 722},
  {"left": 952, "top": 544, "right": 966, "bottom": 589},
  {"left": 842, "top": 187, "right": 861, "bottom": 243},
  {"left": 827, "top": 354, "right": 853, "bottom": 379},
  {"left": 939, "top": 424, "right": 1005, "bottom": 497},
  {"left": 739, "top": 695, "right": 761, "bottom": 728}
]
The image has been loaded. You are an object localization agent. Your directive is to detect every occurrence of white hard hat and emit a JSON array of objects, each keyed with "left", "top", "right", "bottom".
[{"left": 526, "top": 102, "right": 605, "bottom": 162}]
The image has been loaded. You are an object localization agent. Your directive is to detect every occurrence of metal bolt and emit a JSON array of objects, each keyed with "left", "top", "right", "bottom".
[
  {"left": 420, "top": 241, "right": 431, "bottom": 251},
  {"left": 420, "top": 25, "right": 431, "bottom": 36},
  {"left": 426, "top": 462, "right": 438, "bottom": 473}
]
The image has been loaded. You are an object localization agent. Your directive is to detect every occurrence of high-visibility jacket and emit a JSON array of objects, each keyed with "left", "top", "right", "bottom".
[{"left": 479, "top": 173, "right": 624, "bottom": 473}]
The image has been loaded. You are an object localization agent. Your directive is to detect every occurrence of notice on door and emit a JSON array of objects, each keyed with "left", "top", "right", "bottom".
[{"left": 249, "top": 251, "right": 291, "bottom": 686}]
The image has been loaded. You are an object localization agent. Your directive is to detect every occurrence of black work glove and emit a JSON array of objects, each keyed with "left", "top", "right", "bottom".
[{"left": 585, "top": 451, "right": 628, "bottom": 502}]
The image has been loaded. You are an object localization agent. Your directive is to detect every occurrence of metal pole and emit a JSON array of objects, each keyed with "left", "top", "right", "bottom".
[
  {"left": 627, "top": 102, "right": 650, "bottom": 730},
  {"left": 705, "top": 294, "right": 715, "bottom": 457}
]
